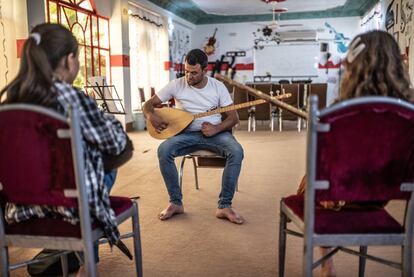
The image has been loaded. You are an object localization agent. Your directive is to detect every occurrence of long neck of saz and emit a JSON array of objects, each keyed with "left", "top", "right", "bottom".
[{"left": 193, "top": 99, "right": 266, "bottom": 119}]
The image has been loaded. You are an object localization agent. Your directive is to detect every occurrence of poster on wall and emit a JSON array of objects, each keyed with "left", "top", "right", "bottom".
[
  {"left": 385, "top": 0, "right": 413, "bottom": 56},
  {"left": 384, "top": 0, "right": 414, "bottom": 82}
]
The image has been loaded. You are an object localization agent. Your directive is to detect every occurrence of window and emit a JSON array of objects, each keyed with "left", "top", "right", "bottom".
[{"left": 46, "top": 0, "right": 110, "bottom": 88}]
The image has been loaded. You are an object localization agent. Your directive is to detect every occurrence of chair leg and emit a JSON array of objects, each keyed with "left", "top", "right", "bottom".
[
  {"left": 358, "top": 246, "right": 367, "bottom": 277},
  {"left": 84, "top": 250, "right": 97, "bottom": 277},
  {"left": 0, "top": 245, "right": 9, "bottom": 277},
  {"left": 60, "top": 253, "right": 69, "bottom": 277},
  {"left": 248, "top": 115, "right": 252, "bottom": 132},
  {"left": 82, "top": 233, "right": 97, "bottom": 277},
  {"left": 278, "top": 204, "right": 287, "bottom": 277},
  {"left": 179, "top": 156, "right": 187, "bottom": 190},
  {"left": 191, "top": 156, "right": 199, "bottom": 189},
  {"left": 132, "top": 202, "right": 143, "bottom": 277},
  {"left": 402, "top": 244, "right": 412, "bottom": 277},
  {"left": 297, "top": 118, "right": 301, "bottom": 132},
  {"left": 303, "top": 239, "right": 313, "bottom": 277},
  {"left": 252, "top": 115, "right": 256, "bottom": 132},
  {"left": 279, "top": 113, "right": 282, "bottom": 132},
  {"left": 270, "top": 113, "right": 274, "bottom": 132}
]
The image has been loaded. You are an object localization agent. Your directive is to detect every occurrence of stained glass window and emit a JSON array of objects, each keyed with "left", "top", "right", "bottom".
[{"left": 45, "top": 0, "right": 110, "bottom": 88}]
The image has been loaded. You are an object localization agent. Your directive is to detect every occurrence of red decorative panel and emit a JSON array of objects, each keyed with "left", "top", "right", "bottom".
[
  {"left": 16, "top": 39, "right": 26, "bottom": 58},
  {"left": 110, "top": 55, "right": 130, "bottom": 67}
]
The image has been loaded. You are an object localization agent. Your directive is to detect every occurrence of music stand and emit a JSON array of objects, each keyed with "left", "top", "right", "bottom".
[{"left": 84, "top": 76, "right": 126, "bottom": 114}]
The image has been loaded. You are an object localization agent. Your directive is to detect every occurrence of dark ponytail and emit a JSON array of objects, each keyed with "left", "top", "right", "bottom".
[{"left": 0, "top": 23, "right": 78, "bottom": 107}]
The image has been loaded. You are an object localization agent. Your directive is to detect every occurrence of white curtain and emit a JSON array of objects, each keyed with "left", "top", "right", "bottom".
[
  {"left": 129, "top": 7, "right": 169, "bottom": 110},
  {"left": 0, "top": 0, "right": 18, "bottom": 91}
]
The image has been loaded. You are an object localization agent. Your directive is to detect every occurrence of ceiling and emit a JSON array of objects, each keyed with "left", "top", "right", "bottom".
[
  {"left": 146, "top": 0, "right": 379, "bottom": 24},
  {"left": 194, "top": 0, "right": 347, "bottom": 15}
]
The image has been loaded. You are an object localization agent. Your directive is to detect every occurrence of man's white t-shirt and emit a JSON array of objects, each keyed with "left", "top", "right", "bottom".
[{"left": 156, "top": 76, "right": 233, "bottom": 131}]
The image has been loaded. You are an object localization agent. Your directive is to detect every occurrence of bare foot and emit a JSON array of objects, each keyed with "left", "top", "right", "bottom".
[
  {"left": 76, "top": 265, "right": 100, "bottom": 277},
  {"left": 159, "top": 203, "right": 184, "bottom": 220},
  {"left": 320, "top": 248, "right": 337, "bottom": 277},
  {"left": 215, "top": 207, "right": 245, "bottom": 224}
]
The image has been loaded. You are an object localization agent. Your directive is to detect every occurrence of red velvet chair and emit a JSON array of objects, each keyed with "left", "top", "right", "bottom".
[
  {"left": 279, "top": 96, "right": 414, "bottom": 277},
  {"left": 0, "top": 104, "right": 142, "bottom": 277}
]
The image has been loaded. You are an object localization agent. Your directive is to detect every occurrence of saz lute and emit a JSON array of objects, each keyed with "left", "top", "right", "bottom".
[{"left": 147, "top": 94, "right": 291, "bottom": 139}]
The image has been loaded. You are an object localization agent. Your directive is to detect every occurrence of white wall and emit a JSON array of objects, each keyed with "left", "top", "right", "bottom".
[{"left": 192, "top": 17, "right": 361, "bottom": 104}]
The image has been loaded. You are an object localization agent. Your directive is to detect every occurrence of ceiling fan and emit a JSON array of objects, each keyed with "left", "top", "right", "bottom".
[
  {"left": 254, "top": 0, "right": 311, "bottom": 47},
  {"left": 256, "top": 7, "right": 304, "bottom": 40},
  {"left": 267, "top": 8, "right": 303, "bottom": 30},
  {"left": 259, "top": 0, "right": 303, "bottom": 31}
]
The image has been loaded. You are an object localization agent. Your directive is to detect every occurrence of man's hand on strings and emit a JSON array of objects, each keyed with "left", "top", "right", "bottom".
[{"left": 149, "top": 113, "right": 168, "bottom": 133}]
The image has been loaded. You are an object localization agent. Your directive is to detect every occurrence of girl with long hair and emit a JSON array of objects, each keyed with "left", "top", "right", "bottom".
[
  {"left": 1, "top": 23, "right": 129, "bottom": 277},
  {"left": 298, "top": 30, "right": 413, "bottom": 277}
]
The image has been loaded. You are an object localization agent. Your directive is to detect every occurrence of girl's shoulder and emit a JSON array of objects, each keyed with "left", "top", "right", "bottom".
[
  {"left": 54, "top": 81, "right": 91, "bottom": 103},
  {"left": 54, "top": 81, "right": 97, "bottom": 113}
]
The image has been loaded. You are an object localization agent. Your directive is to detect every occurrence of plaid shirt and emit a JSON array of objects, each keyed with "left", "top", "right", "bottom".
[{"left": 5, "top": 81, "right": 127, "bottom": 245}]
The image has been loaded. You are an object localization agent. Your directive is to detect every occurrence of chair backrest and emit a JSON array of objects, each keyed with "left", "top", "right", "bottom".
[
  {"left": 0, "top": 104, "right": 85, "bottom": 208},
  {"left": 307, "top": 96, "right": 414, "bottom": 203},
  {"left": 233, "top": 86, "right": 249, "bottom": 120},
  {"left": 253, "top": 83, "right": 273, "bottom": 95},
  {"left": 309, "top": 83, "right": 327, "bottom": 109},
  {"left": 280, "top": 84, "right": 300, "bottom": 121},
  {"left": 224, "top": 82, "right": 234, "bottom": 95},
  {"left": 138, "top": 87, "right": 145, "bottom": 103},
  {"left": 253, "top": 83, "right": 271, "bottom": 120},
  {"left": 279, "top": 79, "right": 290, "bottom": 84}
]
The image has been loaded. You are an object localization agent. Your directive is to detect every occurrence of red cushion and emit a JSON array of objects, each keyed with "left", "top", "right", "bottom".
[
  {"left": 5, "top": 196, "right": 133, "bottom": 237},
  {"left": 0, "top": 110, "right": 77, "bottom": 207},
  {"left": 315, "top": 103, "right": 414, "bottom": 202},
  {"left": 282, "top": 195, "right": 404, "bottom": 234}
]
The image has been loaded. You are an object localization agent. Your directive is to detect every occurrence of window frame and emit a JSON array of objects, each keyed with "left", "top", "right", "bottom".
[{"left": 45, "top": 0, "right": 111, "bottom": 87}]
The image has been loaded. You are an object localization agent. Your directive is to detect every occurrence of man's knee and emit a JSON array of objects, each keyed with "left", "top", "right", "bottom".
[
  {"left": 157, "top": 141, "right": 173, "bottom": 160},
  {"left": 228, "top": 143, "right": 244, "bottom": 162}
]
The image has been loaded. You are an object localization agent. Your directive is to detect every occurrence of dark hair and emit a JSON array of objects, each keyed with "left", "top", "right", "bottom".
[
  {"left": 340, "top": 30, "right": 413, "bottom": 101},
  {"left": 185, "top": 49, "right": 208, "bottom": 69},
  {"left": 0, "top": 23, "right": 78, "bottom": 107}
]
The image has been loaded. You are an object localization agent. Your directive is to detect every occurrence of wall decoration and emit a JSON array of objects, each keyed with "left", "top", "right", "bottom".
[
  {"left": 385, "top": 0, "right": 413, "bottom": 67},
  {"left": 399, "top": 0, "right": 412, "bottom": 33},
  {"left": 324, "top": 22, "right": 350, "bottom": 53},
  {"left": 394, "top": 31, "right": 400, "bottom": 43},
  {"left": 169, "top": 23, "right": 191, "bottom": 77},
  {"left": 211, "top": 54, "right": 226, "bottom": 77},
  {"left": 0, "top": 0, "right": 9, "bottom": 85},
  {"left": 203, "top": 28, "right": 218, "bottom": 56},
  {"left": 386, "top": 0, "right": 396, "bottom": 31},
  {"left": 386, "top": 0, "right": 413, "bottom": 45},
  {"left": 383, "top": 0, "right": 414, "bottom": 82},
  {"left": 360, "top": 3, "right": 382, "bottom": 31},
  {"left": 400, "top": 0, "right": 413, "bottom": 50}
]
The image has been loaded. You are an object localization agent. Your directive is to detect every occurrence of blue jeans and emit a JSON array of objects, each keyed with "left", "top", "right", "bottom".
[{"left": 158, "top": 131, "right": 244, "bottom": 208}]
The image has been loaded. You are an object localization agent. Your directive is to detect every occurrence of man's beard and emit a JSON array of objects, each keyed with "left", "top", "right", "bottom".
[{"left": 187, "top": 77, "right": 203, "bottom": 87}]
